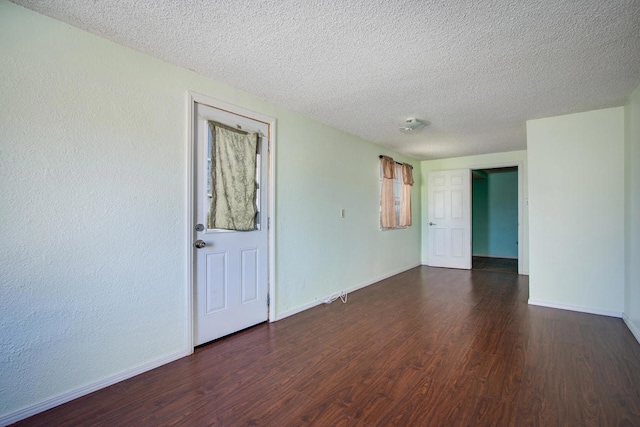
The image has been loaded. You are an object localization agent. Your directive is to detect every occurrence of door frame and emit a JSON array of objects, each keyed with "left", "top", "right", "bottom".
[
  {"left": 469, "top": 161, "right": 524, "bottom": 275},
  {"left": 186, "top": 91, "right": 276, "bottom": 350}
]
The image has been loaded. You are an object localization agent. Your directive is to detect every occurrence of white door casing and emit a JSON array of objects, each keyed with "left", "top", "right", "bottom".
[
  {"left": 427, "top": 169, "right": 471, "bottom": 269},
  {"left": 193, "top": 101, "right": 270, "bottom": 345}
]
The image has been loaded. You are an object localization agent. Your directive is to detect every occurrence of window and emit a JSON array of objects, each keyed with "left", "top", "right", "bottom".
[
  {"left": 207, "top": 121, "right": 260, "bottom": 231},
  {"left": 380, "top": 156, "right": 413, "bottom": 229}
]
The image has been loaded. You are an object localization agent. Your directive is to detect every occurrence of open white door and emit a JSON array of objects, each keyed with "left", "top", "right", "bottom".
[
  {"left": 193, "top": 102, "right": 269, "bottom": 345},
  {"left": 427, "top": 169, "right": 471, "bottom": 269}
]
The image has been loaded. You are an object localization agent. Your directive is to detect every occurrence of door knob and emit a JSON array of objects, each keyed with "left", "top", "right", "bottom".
[
  {"left": 429, "top": 222, "right": 436, "bottom": 226},
  {"left": 194, "top": 240, "right": 207, "bottom": 249}
]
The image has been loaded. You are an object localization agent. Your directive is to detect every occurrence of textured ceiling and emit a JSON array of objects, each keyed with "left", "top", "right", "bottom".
[{"left": 11, "top": 0, "right": 640, "bottom": 160}]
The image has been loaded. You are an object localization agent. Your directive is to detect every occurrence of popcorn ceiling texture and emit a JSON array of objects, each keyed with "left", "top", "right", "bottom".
[{"left": 11, "top": 0, "right": 640, "bottom": 159}]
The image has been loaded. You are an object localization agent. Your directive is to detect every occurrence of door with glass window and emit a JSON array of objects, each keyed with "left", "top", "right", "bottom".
[{"left": 194, "top": 102, "right": 269, "bottom": 345}]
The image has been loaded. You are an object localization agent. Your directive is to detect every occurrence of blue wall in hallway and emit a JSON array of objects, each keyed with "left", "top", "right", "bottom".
[{"left": 472, "top": 171, "right": 518, "bottom": 258}]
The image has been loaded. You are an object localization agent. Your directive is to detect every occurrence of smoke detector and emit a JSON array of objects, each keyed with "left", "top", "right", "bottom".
[{"left": 399, "top": 118, "right": 427, "bottom": 132}]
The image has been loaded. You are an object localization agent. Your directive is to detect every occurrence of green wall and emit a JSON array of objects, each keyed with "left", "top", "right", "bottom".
[
  {"left": 0, "top": 1, "right": 421, "bottom": 422},
  {"left": 624, "top": 83, "right": 640, "bottom": 342},
  {"left": 527, "top": 107, "right": 625, "bottom": 314},
  {"left": 472, "top": 171, "right": 518, "bottom": 258}
]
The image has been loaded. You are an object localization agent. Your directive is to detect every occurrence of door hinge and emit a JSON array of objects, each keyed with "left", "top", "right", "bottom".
[
  {"left": 268, "top": 217, "right": 271, "bottom": 229},
  {"left": 267, "top": 294, "right": 270, "bottom": 306}
]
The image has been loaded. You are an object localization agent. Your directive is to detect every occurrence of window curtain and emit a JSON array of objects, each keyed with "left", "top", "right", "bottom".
[
  {"left": 380, "top": 156, "right": 397, "bottom": 228},
  {"left": 399, "top": 163, "right": 414, "bottom": 227},
  {"left": 208, "top": 121, "right": 258, "bottom": 231}
]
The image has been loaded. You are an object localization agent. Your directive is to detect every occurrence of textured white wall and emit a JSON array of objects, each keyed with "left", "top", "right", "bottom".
[
  {"left": 625, "top": 84, "right": 640, "bottom": 339},
  {"left": 0, "top": 1, "right": 421, "bottom": 421},
  {"left": 527, "top": 107, "right": 625, "bottom": 314},
  {"left": 420, "top": 150, "right": 529, "bottom": 274},
  {"left": 0, "top": 2, "right": 190, "bottom": 418}
]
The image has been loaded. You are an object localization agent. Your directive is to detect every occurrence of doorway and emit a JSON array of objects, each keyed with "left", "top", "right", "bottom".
[{"left": 471, "top": 167, "right": 518, "bottom": 274}]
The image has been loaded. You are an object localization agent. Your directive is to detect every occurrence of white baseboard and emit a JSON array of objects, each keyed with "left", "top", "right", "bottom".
[
  {"left": 273, "top": 263, "right": 421, "bottom": 321},
  {"left": 0, "top": 349, "right": 191, "bottom": 426},
  {"left": 623, "top": 313, "right": 640, "bottom": 345},
  {"left": 528, "top": 299, "right": 623, "bottom": 318}
]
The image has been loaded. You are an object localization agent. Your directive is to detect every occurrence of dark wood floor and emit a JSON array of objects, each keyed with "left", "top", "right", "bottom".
[
  {"left": 15, "top": 267, "right": 640, "bottom": 426},
  {"left": 472, "top": 256, "right": 518, "bottom": 274}
]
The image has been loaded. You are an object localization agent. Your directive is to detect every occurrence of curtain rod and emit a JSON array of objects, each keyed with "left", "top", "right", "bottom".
[{"left": 379, "top": 155, "right": 413, "bottom": 169}]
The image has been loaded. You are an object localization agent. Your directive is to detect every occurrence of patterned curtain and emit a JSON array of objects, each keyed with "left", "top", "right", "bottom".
[
  {"left": 399, "top": 163, "right": 414, "bottom": 227},
  {"left": 208, "top": 121, "right": 258, "bottom": 231},
  {"left": 380, "top": 156, "right": 397, "bottom": 228}
]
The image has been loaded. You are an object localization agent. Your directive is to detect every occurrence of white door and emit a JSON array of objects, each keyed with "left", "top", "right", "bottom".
[
  {"left": 427, "top": 169, "right": 471, "bottom": 269},
  {"left": 194, "top": 102, "right": 269, "bottom": 345}
]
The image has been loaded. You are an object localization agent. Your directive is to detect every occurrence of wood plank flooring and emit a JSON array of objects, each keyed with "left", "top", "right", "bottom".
[
  {"left": 14, "top": 266, "right": 640, "bottom": 426},
  {"left": 472, "top": 256, "right": 518, "bottom": 274}
]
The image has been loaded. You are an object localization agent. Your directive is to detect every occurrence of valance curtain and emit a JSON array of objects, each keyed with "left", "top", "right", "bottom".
[
  {"left": 399, "top": 163, "right": 414, "bottom": 226},
  {"left": 208, "top": 121, "right": 258, "bottom": 231},
  {"left": 380, "top": 156, "right": 397, "bottom": 228}
]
